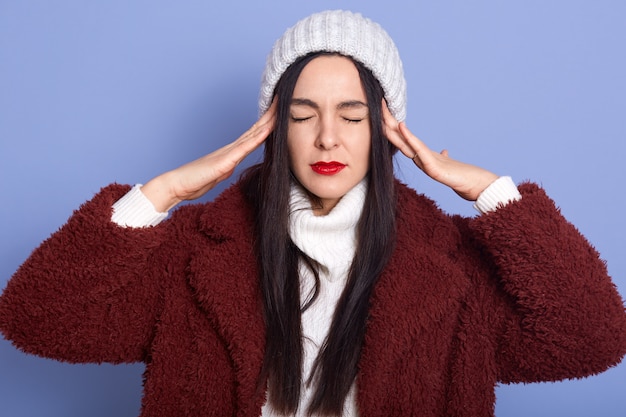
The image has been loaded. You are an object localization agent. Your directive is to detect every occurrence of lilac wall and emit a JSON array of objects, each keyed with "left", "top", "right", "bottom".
[{"left": 1, "top": 1, "right": 624, "bottom": 415}]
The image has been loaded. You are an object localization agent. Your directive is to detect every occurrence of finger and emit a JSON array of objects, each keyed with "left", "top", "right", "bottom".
[
  {"left": 231, "top": 101, "right": 277, "bottom": 156},
  {"left": 398, "top": 122, "right": 434, "bottom": 159},
  {"left": 228, "top": 127, "right": 269, "bottom": 163},
  {"left": 388, "top": 133, "right": 415, "bottom": 160},
  {"left": 381, "top": 101, "right": 416, "bottom": 158},
  {"left": 381, "top": 99, "right": 399, "bottom": 130},
  {"left": 258, "top": 97, "right": 278, "bottom": 127},
  {"left": 236, "top": 98, "right": 277, "bottom": 147},
  {"left": 397, "top": 122, "right": 442, "bottom": 172}
]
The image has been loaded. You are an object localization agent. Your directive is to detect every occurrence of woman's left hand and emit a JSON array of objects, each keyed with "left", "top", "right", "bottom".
[{"left": 382, "top": 101, "right": 498, "bottom": 201}]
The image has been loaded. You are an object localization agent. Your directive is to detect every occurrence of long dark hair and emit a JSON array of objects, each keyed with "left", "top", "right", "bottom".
[{"left": 241, "top": 52, "right": 397, "bottom": 415}]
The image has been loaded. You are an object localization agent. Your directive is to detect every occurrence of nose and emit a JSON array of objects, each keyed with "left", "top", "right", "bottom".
[{"left": 315, "top": 117, "right": 339, "bottom": 150}]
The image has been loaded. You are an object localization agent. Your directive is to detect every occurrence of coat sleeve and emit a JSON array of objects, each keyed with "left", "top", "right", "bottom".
[
  {"left": 461, "top": 182, "right": 626, "bottom": 383},
  {"left": 0, "top": 184, "right": 193, "bottom": 364}
]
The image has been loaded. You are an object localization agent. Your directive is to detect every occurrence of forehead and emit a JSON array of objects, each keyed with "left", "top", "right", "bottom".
[{"left": 292, "top": 55, "right": 366, "bottom": 102}]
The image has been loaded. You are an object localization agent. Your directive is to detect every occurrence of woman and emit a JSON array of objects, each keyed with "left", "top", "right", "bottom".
[{"left": 1, "top": 10, "right": 625, "bottom": 417}]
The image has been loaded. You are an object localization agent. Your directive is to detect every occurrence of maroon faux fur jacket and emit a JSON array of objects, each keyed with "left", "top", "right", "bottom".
[{"left": 1, "top": 180, "right": 625, "bottom": 416}]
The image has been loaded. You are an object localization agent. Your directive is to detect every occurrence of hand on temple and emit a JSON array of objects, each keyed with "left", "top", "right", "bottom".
[
  {"left": 141, "top": 100, "right": 277, "bottom": 212},
  {"left": 382, "top": 101, "right": 498, "bottom": 201}
]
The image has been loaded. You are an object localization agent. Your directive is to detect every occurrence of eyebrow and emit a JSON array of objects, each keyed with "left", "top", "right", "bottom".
[{"left": 290, "top": 97, "right": 368, "bottom": 110}]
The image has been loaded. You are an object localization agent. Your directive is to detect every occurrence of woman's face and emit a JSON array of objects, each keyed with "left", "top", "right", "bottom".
[{"left": 287, "top": 55, "right": 371, "bottom": 215}]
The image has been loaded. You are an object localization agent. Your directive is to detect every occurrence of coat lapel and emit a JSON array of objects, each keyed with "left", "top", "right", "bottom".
[
  {"left": 187, "top": 184, "right": 267, "bottom": 415},
  {"left": 184, "top": 181, "right": 469, "bottom": 415},
  {"left": 356, "top": 183, "right": 469, "bottom": 415}
]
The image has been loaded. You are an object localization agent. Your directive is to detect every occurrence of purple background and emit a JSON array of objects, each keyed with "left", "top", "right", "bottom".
[{"left": 1, "top": 1, "right": 624, "bottom": 416}]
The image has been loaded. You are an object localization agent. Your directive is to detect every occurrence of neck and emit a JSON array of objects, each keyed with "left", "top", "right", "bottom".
[{"left": 313, "top": 197, "right": 340, "bottom": 216}]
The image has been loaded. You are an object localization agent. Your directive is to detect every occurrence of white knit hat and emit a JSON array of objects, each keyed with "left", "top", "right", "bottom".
[{"left": 259, "top": 10, "right": 407, "bottom": 121}]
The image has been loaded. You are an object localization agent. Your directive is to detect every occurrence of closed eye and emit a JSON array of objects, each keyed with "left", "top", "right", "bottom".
[
  {"left": 291, "top": 116, "right": 314, "bottom": 123},
  {"left": 343, "top": 117, "right": 365, "bottom": 124}
]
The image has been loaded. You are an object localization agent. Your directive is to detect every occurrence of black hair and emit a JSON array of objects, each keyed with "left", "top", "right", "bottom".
[{"left": 240, "top": 51, "right": 397, "bottom": 415}]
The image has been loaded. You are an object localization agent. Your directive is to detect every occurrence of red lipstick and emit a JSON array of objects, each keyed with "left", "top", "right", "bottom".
[{"left": 310, "top": 161, "right": 346, "bottom": 175}]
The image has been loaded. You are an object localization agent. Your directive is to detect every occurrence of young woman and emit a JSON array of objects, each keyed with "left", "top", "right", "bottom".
[{"left": 1, "top": 10, "right": 625, "bottom": 417}]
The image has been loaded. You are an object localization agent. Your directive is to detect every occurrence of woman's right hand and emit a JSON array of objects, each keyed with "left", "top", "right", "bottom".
[{"left": 141, "top": 100, "right": 277, "bottom": 212}]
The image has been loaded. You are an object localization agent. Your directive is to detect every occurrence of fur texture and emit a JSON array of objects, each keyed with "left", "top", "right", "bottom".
[{"left": 1, "top": 180, "right": 625, "bottom": 416}]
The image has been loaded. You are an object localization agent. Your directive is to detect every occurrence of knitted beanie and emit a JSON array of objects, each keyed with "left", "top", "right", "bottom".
[{"left": 259, "top": 10, "right": 407, "bottom": 121}]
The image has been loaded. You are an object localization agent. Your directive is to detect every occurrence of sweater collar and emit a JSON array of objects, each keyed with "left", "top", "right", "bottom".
[{"left": 288, "top": 180, "right": 367, "bottom": 281}]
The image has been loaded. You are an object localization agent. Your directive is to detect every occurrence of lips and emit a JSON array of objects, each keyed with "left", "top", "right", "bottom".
[{"left": 310, "top": 161, "right": 346, "bottom": 175}]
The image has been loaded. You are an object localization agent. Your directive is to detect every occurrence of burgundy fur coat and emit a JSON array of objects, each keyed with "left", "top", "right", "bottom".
[{"left": 1, "top": 180, "right": 625, "bottom": 416}]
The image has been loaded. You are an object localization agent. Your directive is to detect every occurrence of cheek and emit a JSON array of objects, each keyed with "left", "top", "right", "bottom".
[
  {"left": 286, "top": 140, "right": 307, "bottom": 176},
  {"left": 287, "top": 124, "right": 316, "bottom": 165},
  {"left": 354, "top": 130, "right": 372, "bottom": 168},
  {"left": 286, "top": 125, "right": 302, "bottom": 153},
  {"left": 361, "top": 146, "right": 372, "bottom": 171}
]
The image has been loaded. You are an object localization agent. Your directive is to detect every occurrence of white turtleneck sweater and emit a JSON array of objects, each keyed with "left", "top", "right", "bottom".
[
  {"left": 111, "top": 176, "right": 521, "bottom": 416},
  {"left": 260, "top": 180, "right": 366, "bottom": 417}
]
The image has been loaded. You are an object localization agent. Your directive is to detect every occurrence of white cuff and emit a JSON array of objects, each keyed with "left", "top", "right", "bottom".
[
  {"left": 111, "top": 184, "right": 168, "bottom": 227},
  {"left": 473, "top": 176, "right": 522, "bottom": 214}
]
